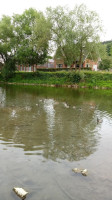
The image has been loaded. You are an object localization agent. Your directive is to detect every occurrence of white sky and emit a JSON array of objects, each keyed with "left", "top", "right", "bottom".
[{"left": 0, "top": 0, "right": 112, "bottom": 41}]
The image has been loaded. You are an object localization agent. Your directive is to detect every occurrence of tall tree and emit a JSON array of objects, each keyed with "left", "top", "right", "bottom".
[
  {"left": 13, "top": 8, "right": 51, "bottom": 65},
  {"left": 47, "top": 6, "right": 78, "bottom": 66},
  {"left": 0, "top": 15, "right": 16, "bottom": 79},
  {"left": 47, "top": 4, "right": 103, "bottom": 68},
  {"left": 0, "top": 8, "right": 51, "bottom": 79},
  {"left": 0, "top": 15, "right": 15, "bottom": 62},
  {"left": 31, "top": 10, "right": 51, "bottom": 63},
  {"left": 72, "top": 4, "right": 102, "bottom": 68}
]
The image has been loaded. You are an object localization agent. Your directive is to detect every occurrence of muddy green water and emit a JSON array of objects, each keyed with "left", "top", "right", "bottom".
[{"left": 0, "top": 85, "right": 112, "bottom": 200}]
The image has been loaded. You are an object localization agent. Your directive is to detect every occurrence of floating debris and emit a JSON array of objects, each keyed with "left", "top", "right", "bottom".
[
  {"left": 63, "top": 102, "right": 69, "bottom": 108},
  {"left": 73, "top": 106, "right": 76, "bottom": 109},
  {"left": 13, "top": 187, "right": 28, "bottom": 200},
  {"left": 72, "top": 168, "right": 88, "bottom": 176},
  {"left": 81, "top": 169, "right": 88, "bottom": 176},
  {"left": 97, "top": 117, "right": 103, "bottom": 124},
  {"left": 72, "top": 168, "right": 81, "bottom": 173}
]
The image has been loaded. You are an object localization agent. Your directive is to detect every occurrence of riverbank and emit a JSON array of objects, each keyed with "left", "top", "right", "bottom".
[{"left": 0, "top": 70, "right": 112, "bottom": 89}]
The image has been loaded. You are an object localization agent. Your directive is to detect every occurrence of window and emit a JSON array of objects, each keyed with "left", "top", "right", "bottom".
[{"left": 86, "top": 63, "right": 90, "bottom": 68}]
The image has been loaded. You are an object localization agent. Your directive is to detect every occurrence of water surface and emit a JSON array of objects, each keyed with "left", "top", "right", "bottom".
[{"left": 0, "top": 85, "right": 112, "bottom": 200}]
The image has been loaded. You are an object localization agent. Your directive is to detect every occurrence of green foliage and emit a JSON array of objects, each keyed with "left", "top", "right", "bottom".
[
  {"left": 103, "top": 40, "right": 112, "bottom": 56},
  {"left": 13, "top": 8, "right": 50, "bottom": 65},
  {"left": 0, "top": 5, "right": 108, "bottom": 82},
  {"left": 0, "top": 15, "right": 15, "bottom": 62},
  {"left": 47, "top": 4, "right": 102, "bottom": 67},
  {"left": 1, "top": 58, "right": 16, "bottom": 80},
  {"left": 71, "top": 4, "right": 102, "bottom": 68},
  {"left": 0, "top": 15, "right": 17, "bottom": 80},
  {"left": 35, "top": 67, "right": 91, "bottom": 72},
  {"left": 8, "top": 70, "right": 85, "bottom": 85},
  {"left": 32, "top": 12, "right": 51, "bottom": 54},
  {"left": 47, "top": 6, "right": 77, "bottom": 66},
  {"left": 82, "top": 71, "right": 112, "bottom": 88},
  {"left": 99, "top": 58, "right": 112, "bottom": 70},
  {"left": 0, "top": 8, "right": 51, "bottom": 79},
  {"left": 67, "top": 71, "right": 85, "bottom": 83},
  {"left": 1, "top": 70, "right": 112, "bottom": 89}
]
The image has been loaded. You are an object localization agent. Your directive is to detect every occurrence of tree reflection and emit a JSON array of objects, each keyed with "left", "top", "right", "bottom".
[
  {"left": 0, "top": 85, "right": 101, "bottom": 161},
  {"left": 43, "top": 101, "right": 99, "bottom": 161}
]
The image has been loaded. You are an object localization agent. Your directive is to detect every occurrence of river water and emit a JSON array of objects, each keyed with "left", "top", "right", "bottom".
[{"left": 0, "top": 85, "right": 112, "bottom": 200}]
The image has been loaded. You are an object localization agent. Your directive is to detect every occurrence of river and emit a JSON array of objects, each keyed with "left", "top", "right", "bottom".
[{"left": 0, "top": 84, "right": 112, "bottom": 200}]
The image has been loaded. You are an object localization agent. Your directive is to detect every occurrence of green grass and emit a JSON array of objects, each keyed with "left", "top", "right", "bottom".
[{"left": 1, "top": 70, "right": 112, "bottom": 89}]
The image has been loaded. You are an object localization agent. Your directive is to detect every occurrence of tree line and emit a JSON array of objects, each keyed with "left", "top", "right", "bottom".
[{"left": 0, "top": 4, "right": 109, "bottom": 79}]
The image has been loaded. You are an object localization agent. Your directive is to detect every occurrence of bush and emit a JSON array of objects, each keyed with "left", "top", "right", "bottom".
[
  {"left": 67, "top": 71, "right": 85, "bottom": 83},
  {"left": 10, "top": 70, "right": 85, "bottom": 84},
  {"left": 2, "top": 70, "right": 112, "bottom": 89},
  {"left": 1, "top": 58, "right": 16, "bottom": 80},
  {"left": 99, "top": 58, "right": 112, "bottom": 71}
]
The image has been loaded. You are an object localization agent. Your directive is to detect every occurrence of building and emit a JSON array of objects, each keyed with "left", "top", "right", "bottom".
[
  {"left": 83, "top": 59, "right": 99, "bottom": 71},
  {"left": 16, "top": 58, "right": 100, "bottom": 72}
]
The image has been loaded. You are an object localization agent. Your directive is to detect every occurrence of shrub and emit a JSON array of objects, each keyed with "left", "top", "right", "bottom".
[
  {"left": 2, "top": 70, "right": 112, "bottom": 89},
  {"left": 67, "top": 71, "right": 85, "bottom": 83},
  {"left": 1, "top": 59, "right": 16, "bottom": 80},
  {"left": 99, "top": 58, "right": 112, "bottom": 71}
]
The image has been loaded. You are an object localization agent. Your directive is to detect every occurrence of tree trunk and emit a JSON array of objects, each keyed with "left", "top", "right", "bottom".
[{"left": 79, "top": 48, "right": 83, "bottom": 70}]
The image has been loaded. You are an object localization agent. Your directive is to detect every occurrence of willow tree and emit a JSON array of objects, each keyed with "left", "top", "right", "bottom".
[
  {"left": 31, "top": 10, "right": 52, "bottom": 63},
  {"left": 46, "top": 6, "right": 78, "bottom": 66},
  {"left": 72, "top": 4, "right": 102, "bottom": 68},
  {"left": 47, "top": 4, "right": 103, "bottom": 68}
]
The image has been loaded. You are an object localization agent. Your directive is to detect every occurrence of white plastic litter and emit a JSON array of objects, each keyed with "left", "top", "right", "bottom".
[
  {"left": 81, "top": 169, "right": 88, "bottom": 176},
  {"left": 72, "top": 168, "right": 81, "bottom": 173},
  {"left": 72, "top": 168, "right": 88, "bottom": 176},
  {"left": 13, "top": 187, "right": 28, "bottom": 199}
]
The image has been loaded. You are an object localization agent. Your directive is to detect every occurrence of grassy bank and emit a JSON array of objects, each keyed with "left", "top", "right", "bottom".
[
  {"left": 80, "top": 71, "right": 112, "bottom": 89},
  {"left": 0, "top": 70, "right": 112, "bottom": 89}
]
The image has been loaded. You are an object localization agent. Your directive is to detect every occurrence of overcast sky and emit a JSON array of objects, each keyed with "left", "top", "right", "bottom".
[{"left": 0, "top": 0, "right": 112, "bottom": 41}]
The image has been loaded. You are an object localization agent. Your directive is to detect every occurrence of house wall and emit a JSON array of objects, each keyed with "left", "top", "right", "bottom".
[
  {"left": 17, "top": 65, "right": 37, "bottom": 72},
  {"left": 54, "top": 59, "right": 67, "bottom": 68},
  {"left": 17, "top": 62, "right": 56, "bottom": 72},
  {"left": 16, "top": 59, "right": 98, "bottom": 72},
  {"left": 16, "top": 60, "right": 64, "bottom": 72},
  {"left": 83, "top": 59, "right": 98, "bottom": 71}
]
